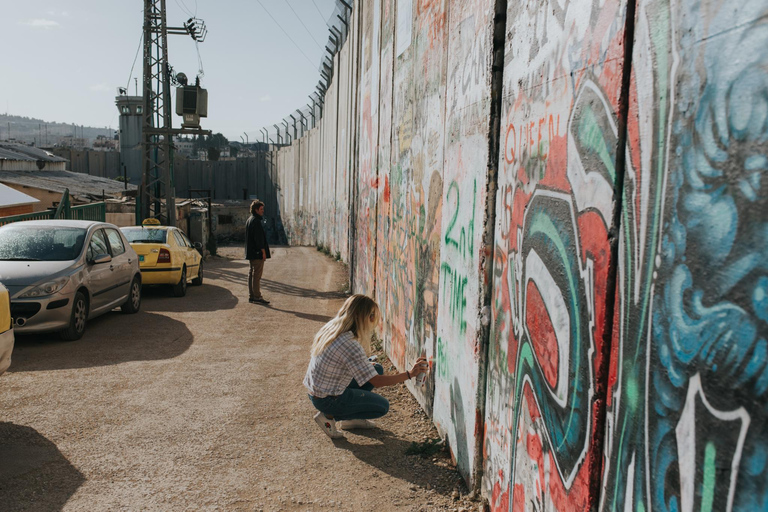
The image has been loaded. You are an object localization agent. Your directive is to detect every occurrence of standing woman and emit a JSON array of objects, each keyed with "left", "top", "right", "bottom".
[{"left": 304, "top": 295, "right": 427, "bottom": 438}]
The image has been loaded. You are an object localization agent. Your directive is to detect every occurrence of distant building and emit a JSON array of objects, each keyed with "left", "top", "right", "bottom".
[
  {"left": 0, "top": 170, "right": 136, "bottom": 211},
  {"left": 0, "top": 142, "right": 68, "bottom": 171},
  {"left": 56, "top": 136, "right": 90, "bottom": 149},
  {"left": 174, "top": 137, "right": 195, "bottom": 157},
  {"left": 0, "top": 182, "right": 39, "bottom": 217},
  {"left": 93, "top": 135, "right": 119, "bottom": 152}
]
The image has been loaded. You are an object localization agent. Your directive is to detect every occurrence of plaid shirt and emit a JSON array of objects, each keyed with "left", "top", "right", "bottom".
[{"left": 304, "top": 331, "right": 378, "bottom": 398}]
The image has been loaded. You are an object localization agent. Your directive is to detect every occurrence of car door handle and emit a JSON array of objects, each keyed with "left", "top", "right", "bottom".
[{"left": 109, "top": 265, "right": 114, "bottom": 271}]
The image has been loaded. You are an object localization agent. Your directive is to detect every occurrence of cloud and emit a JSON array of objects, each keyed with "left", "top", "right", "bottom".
[
  {"left": 46, "top": 10, "right": 70, "bottom": 17},
  {"left": 259, "top": 95, "right": 272, "bottom": 102},
  {"left": 89, "top": 83, "right": 111, "bottom": 92},
  {"left": 18, "top": 19, "right": 60, "bottom": 29}
]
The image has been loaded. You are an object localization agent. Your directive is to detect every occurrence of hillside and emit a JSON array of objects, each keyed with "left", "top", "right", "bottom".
[{"left": 0, "top": 114, "right": 115, "bottom": 146}]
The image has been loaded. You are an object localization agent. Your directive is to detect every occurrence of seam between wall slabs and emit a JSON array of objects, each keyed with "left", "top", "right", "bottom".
[
  {"left": 371, "top": 0, "right": 385, "bottom": 301},
  {"left": 348, "top": 3, "right": 362, "bottom": 290},
  {"left": 383, "top": 0, "right": 396, "bottom": 350},
  {"left": 472, "top": 0, "right": 508, "bottom": 494},
  {"left": 334, "top": 50, "right": 341, "bottom": 256},
  {"left": 591, "top": 0, "right": 637, "bottom": 507}
]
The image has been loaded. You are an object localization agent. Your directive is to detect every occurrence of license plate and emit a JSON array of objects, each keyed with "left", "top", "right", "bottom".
[{"left": 139, "top": 255, "right": 144, "bottom": 262}]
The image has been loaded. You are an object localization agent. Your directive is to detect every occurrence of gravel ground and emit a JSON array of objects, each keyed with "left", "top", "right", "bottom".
[{"left": 0, "top": 245, "right": 483, "bottom": 511}]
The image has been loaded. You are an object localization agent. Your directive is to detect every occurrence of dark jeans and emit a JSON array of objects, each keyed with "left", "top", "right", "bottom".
[{"left": 309, "top": 363, "right": 389, "bottom": 421}]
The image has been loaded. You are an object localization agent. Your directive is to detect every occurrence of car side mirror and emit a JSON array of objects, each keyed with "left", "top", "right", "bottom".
[
  {"left": 92, "top": 253, "right": 112, "bottom": 265},
  {"left": 194, "top": 242, "right": 202, "bottom": 250}
]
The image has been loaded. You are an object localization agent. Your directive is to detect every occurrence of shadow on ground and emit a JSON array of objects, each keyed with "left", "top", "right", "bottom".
[
  {"left": 333, "top": 427, "right": 461, "bottom": 496},
  {"left": 0, "top": 422, "right": 85, "bottom": 511},
  {"left": 8, "top": 311, "right": 193, "bottom": 372},
  {"left": 262, "top": 304, "right": 332, "bottom": 324},
  {"left": 261, "top": 280, "right": 347, "bottom": 300},
  {"left": 204, "top": 258, "right": 250, "bottom": 287},
  {"left": 141, "top": 282, "right": 238, "bottom": 312}
]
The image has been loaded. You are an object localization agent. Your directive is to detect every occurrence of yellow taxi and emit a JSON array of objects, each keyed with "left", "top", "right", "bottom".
[
  {"left": 0, "top": 282, "right": 14, "bottom": 375},
  {"left": 120, "top": 219, "right": 203, "bottom": 297}
]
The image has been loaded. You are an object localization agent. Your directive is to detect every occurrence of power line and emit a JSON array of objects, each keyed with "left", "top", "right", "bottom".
[
  {"left": 254, "top": 0, "right": 318, "bottom": 70},
  {"left": 310, "top": 0, "right": 325, "bottom": 19},
  {"left": 174, "top": 0, "right": 194, "bottom": 18},
  {"left": 284, "top": 0, "right": 323, "bottom": 50},
  {"left": 125, "top": 32, "right": 143, "bottom": 92}
]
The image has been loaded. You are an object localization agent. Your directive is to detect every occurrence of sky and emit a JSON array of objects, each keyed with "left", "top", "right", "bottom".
[{"left": 0, "top": 0, "right": 340, "bottom": 142}]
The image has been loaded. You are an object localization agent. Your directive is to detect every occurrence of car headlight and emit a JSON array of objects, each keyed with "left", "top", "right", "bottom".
[{"left": 19, "top": 276, "right": 70, "bottom": 298}]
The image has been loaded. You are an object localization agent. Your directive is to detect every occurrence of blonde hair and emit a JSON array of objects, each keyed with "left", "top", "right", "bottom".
[{"left": 310, "top": 295, "right": 380, "bottom": 357}]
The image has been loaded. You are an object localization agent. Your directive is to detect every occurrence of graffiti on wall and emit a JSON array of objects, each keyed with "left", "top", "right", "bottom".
[
  {"left": 382, "top": 0, "right": 446, "bottom": 394},
  {"left": 430, "top": 0, "right": 494, "bottom": 484},
  {"left": 485, "top": 0, "right": 627, "bottom": 509},
  {"left": 600, "top": 0, "right": 768, "bottom": 510},
  {"left": 353, "top": 0, "right": 382, "bottom": 295}
]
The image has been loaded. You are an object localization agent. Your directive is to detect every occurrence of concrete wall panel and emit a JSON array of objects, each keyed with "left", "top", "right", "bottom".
[
  {"left": 352, "top": 0, "right": 382, "bottom": 296},
  {"left": 485, "top": 0, "right": 629, "bottom": 509},
  {"left": 433, "top": 0, "right": 495, "bottom": 486},
  {"left": 600, "top": 0, "right": 768, "bottom": 510}
]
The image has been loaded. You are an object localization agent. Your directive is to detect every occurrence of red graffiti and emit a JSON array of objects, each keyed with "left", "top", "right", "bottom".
[
  {"left": 504, "top": 113, "right": 561, "bottom": 164},
  {"left": 525, "top": 281, "right": 560, "bottom": 390}
]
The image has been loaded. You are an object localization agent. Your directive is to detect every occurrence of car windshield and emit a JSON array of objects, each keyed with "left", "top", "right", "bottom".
[
  {"left": 121, "top": 227, "right": 167, "bottom": 244},
  {"left": 0, "top": 226, "right": 87, "bottom": 261}
]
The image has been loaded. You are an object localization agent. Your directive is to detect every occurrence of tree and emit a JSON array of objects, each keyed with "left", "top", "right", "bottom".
[
  {"left": 207, "top": 147, "right": 220, "bottom": 161},
  {"left": 229, "top": 145, "right": 239, "bottom": 158}
]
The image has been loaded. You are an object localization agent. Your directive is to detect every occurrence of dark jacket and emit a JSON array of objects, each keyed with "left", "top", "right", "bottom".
[{"left": 245, "top": 214, "right": 271, "bottom": 260}]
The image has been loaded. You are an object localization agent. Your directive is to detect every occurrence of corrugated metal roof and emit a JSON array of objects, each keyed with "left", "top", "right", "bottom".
[
  {"left": 0, "top": 183, "right": 39, "bottom": 207},
  {"left": 0, "top": 142, "right": 68, "bottom": 162},
  {"left": 0, "top": 170, "right": 136, "bottom": 201}
]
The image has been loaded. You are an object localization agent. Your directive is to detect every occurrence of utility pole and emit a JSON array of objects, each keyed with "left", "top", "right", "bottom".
[{"left": 141, "top": 0, "right": 210, "bottom": 226}]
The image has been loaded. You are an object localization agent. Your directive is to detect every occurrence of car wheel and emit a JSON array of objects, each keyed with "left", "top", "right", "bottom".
[
  {"left": 172, "top": 267, "right": 187, "bottom": 297},
  {"left": 121, "top": 276, "right": 141, "bottom": 313},
  {"left": 60, "top": 291, "right": 87, "bottom": 341},
  {"left": 192, "top": 261, "right": 203, "bottom": 286}
]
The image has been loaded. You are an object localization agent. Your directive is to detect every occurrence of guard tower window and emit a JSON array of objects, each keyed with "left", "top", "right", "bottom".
[
  {"left": 136, "top": 106, "right": 143, "bottom": 114},
  {"left": 121, "top": 106, "right": 130, "bottom": 114}
]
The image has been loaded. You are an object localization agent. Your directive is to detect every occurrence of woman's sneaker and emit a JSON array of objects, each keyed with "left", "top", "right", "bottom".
[
  {"left": 314, "top": 412, "right": 343, "bottom": 438},
  {"left": 340, "top": 419, "right": 376, "bottom": 430}
]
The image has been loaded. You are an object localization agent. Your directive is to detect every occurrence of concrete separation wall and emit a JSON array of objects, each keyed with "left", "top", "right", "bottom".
[{"left": 273, "top": 0, "right": 768, "bottom": 509}]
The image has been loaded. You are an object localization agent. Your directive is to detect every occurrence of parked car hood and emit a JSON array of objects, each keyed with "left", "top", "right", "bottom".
[{"left": 0, "top": 261, "right": 79, "bottom": 287}]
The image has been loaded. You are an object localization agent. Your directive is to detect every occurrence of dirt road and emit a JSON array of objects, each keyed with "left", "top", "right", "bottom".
[{"left": 0, "top": 246, "right": 481, "bottom": 511}]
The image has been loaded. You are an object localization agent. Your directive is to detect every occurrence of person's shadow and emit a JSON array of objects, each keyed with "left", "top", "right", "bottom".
[
  {"left": 0, "top": 422, "right": 85, "bottom": 511},
  {"left": 331, "top": 426, "right": 460, "bottom": 496},
  {"left": 262, "top": 304, "right": 332, "bottom": 324}
]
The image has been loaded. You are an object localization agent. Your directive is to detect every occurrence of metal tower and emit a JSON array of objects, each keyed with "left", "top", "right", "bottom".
[{"left": 141, "top": 0, "right": 209, "bottom": 226}]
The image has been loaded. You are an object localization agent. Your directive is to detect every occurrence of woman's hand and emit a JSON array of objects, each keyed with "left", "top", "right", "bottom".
[{"left": 410, "top": 357, "right": 428, "bottom": 377}]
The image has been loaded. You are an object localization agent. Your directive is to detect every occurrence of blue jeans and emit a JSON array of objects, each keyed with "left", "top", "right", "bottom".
[{"left": 309, "top": 363, "right": 389, "bottom": 421}]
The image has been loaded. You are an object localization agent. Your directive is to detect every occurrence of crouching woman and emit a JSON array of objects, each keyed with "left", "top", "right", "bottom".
[{"left": 303, "top": 294, "right": 427, "bottom": 438}]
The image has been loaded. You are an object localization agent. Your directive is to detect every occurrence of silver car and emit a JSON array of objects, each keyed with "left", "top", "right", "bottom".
[{"left": 0, "top": 220, "right": 142, "bottom": 341}]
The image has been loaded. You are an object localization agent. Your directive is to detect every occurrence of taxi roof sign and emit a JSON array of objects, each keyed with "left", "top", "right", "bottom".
[{"left": 142, "top": 218, "right": 162, "bottom": 226}]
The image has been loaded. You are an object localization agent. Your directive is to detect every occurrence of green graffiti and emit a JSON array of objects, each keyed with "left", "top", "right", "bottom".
[
  {"left": 441, "top": 262, "right": 468, "bottom": 334},
  {"left": 702, "top": 442, "right": 716, "bottom": 512},
  {"left": 444, "top": 179, "right": 476, "bottom": 260},
  {"left": 577, "top": 104, "right": 616, "bottom": 182},
  {"left": 436, "top": 337, "right": 450, "bottom": 379},
  {"left": 627, "top": 377, "right": 639, "bottom": 412}
]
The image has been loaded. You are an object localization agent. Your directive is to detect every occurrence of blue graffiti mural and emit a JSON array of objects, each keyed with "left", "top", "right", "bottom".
[{"left": 601, "top": 0, "right": 768, "bottom": 510}]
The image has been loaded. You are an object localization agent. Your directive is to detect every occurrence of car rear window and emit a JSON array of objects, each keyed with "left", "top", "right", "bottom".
[
  {"left": 0, "top": 226, "right": 87, "bottom": 261},
  {"left": 121, "top": 227, "right": 167, "bottom": 244}
]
